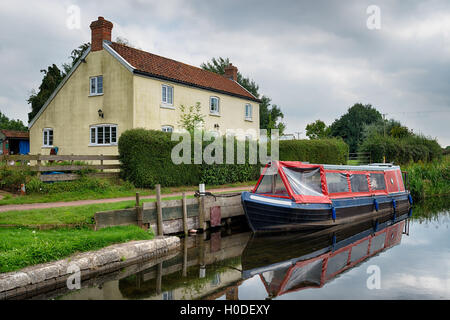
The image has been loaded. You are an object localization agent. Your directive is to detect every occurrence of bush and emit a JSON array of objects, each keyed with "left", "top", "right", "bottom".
[
  {"left": 402, "top": 156, "right": 450, "bottom": 201},
  {"left": 359, "top": 133, "right": 442, "bottom": 164},
  {"left": 119, "top": 129, "right": 350, "bottom": 188},
  {"left": 279, "top": 138, "right": 349, "bottom": 164},
  {"left": 0, "top": 165, "right": 35, "bottom": 192},
  {"left": 119, "top": 129, "right": 260, "bottom": 188}
]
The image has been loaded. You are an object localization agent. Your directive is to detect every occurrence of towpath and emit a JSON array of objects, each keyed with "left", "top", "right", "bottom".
[{"left": 0, "top": 185, "right": 252, "bottom": 213}]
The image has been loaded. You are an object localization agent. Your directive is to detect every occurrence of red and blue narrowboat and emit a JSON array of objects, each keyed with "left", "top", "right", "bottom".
[{"left": 241, "top": 161, "right": 412, "bottom": 232}]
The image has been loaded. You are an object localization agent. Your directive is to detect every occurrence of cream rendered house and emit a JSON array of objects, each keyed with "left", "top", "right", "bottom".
[{"left": 29, "top": 17, "right": 260, "bottom": 156}]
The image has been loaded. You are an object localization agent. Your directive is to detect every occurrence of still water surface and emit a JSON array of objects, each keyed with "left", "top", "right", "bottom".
[{"left": 58, "top": 199, "right": 449, "bottom": 300}]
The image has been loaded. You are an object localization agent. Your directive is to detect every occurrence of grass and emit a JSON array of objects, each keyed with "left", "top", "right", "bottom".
[
  {"left": 0, "top": 180, "right": 255, "bottom": 206},
  {"left": 402, "top": 154, "right": 450, "bottom": 201},
  {"left": 0, "top": 195, "right": 188, "bottom": 227},
  {"left": 0, "top": 225, "right": 154, "bottom": 273}
]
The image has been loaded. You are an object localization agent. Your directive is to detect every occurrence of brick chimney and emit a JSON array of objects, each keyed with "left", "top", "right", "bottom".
[
  {"left": 90, "top": 16, "right": 113, "bottom": 52},
  {"left": 224, "top": 63, "right": 238, "bottom": 81}
]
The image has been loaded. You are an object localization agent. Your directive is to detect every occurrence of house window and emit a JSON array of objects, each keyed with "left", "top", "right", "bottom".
[
  {"left": 90, "top": 76, "right": 103, "bottom": 95},
  {"left": 210, "top": 97, "right": 219, "bottom": 114},
  {"left": 245, "top": 104, "right": 252, "bottom": 120},
  {"left": 90, "top": 124, "right": 117, "bottom": 146},
  {"left": 43, "top": 128, "right": 53, "bottom": 147},
  {"left": 162, "top": 125, "right": 173, "bottom": 133},
  {"left": 161, "top": 85, "right": 173, "bottom": 105}
]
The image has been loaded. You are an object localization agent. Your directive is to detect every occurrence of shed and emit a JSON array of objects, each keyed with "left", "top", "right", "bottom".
[{"left": 0, "top": 130, "right": 30, "bottom": 155}]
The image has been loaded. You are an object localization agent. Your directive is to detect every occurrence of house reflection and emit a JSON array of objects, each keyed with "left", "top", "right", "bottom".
[{"left": 241, "top": 213, "right": 410, "bottom": 298}]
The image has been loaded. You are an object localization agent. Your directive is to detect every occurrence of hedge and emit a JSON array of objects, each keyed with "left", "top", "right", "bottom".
[
  {"left": 359, "top": 134, "right": 442, "bottom": 164},
  {"left": 279, "top": 138, "right": 349, "bottom": 164},
  {"left": 118, "top": 129, "right": 349, "bottom": 188}
]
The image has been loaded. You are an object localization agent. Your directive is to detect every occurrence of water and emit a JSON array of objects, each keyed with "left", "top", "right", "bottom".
[{"left": 55, "top": 198, "right": 449, "bottom": 300}]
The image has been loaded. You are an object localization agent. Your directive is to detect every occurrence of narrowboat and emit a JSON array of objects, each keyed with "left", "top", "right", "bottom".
[
  {"left": 241, "top": 161, "right": 413, "bottom": 232},
  {"left": 241, "top": 215, "right": 410, "bottom": 298}
]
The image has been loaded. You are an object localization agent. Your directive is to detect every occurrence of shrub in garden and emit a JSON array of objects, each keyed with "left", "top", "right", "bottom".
[{"left": 279, "top": 138, "right": 349, "bottom": 164}]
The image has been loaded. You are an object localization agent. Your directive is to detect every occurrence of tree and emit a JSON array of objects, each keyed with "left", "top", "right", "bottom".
[
  {"left": 329, "top": 103, "right": 382, "bottom": 152},
  {"left": 0, "top": 111, "right": 27, "bottom": 131},
  {"left": 305, "top": 120, "right": 330, "bottom": 139},
  {"left": 178, "top": 102, "right": 205, "bottom": 133},
  {"left": 28, "top": 43, "right": 90, "bottom": 123},
  {"left": 201, "top": 57, "right": 285, "bottom": 135}
]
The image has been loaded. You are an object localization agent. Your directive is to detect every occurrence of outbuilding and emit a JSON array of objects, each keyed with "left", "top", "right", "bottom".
[{"left": 0, "top": 130, "right": 30, "bottom": 155}]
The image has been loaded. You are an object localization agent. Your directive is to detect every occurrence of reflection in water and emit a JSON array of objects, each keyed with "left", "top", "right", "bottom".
[
  {"left": 241, "top": 214, "right": 410, "bottom": 299},
  {"left": 51, "top": 200, "right": 450, "bottom": 300}
]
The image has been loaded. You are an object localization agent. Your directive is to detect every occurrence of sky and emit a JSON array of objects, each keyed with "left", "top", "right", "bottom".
[{"left": 0, "top": 0, "right": 449, "bottom": 146}]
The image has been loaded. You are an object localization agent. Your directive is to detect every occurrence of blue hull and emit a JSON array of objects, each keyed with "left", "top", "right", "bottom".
[{"left": 241, "top": 192, "right": 411, "bottom": 232}]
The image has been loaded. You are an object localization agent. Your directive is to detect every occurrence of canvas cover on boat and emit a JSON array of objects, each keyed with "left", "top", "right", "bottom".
[{"left": 253, "top": 161, "right": 404, "bottom": 204}]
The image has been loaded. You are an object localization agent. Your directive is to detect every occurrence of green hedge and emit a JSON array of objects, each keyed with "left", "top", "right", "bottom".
[
  {"left": 119, "top": 129, "right": 349, "bottom": 188},
  {"left": 359, "top": 134, "right": 442, "bottom": 164},
  {"left": 279, "top": 138, "right": 349, "bottom": 164},
  {"left": 118, "top": 129, "right": 260, "bottom": 188}
]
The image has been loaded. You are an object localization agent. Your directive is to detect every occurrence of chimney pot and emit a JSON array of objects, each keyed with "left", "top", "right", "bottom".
[
  {"left": 90, "top": 17, "right": 113, "bottom": 52},
  {"left": 224, "top": 64, "right": 238, "bottom": 81}
]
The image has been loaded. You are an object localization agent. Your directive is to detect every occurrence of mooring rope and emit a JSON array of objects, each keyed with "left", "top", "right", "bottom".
[{"left": 194, "top": 191, "right": 242, "bottom": 201}]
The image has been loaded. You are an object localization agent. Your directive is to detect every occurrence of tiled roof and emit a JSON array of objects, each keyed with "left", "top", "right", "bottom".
[
  {"left": 109, "top": 42, "right": 260, "bottom": 102},
  {"left": 0, "top": 130, "right": 29, "bottom": 139}
]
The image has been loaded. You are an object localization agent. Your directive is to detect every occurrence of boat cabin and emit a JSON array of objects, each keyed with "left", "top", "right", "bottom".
[{"left": 252, "top": 161, "right": 406, "bottom": 204}]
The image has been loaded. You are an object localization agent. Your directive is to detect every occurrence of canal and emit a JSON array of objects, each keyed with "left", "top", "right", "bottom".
[{"left": 49, "top": 198, "right": 449, "bottom": 300}]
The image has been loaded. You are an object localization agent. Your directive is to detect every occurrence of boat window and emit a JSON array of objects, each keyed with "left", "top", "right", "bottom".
[
  {"left": 283, "top": 167, "right": 323, "bottom": 196},
  {"left": 369, "top": 173, "right": 386, "bottom": 191},
  {"left": 255, "top": 173, "right": 273, "bottom": 194},
  {"left": 274, "top": 174, "right": 289, "bottom": 196},
  {"left": 255, "top": 172, "right": 289, "bottom": 196},
  {"left": 326, "top": 172, "right": 349, "bottom": 193},
  {"left": 349, "top": 174, "right": 369, "bottom": 193}
]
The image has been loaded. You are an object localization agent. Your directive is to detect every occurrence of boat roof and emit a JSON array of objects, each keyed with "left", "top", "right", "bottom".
[{"left": 272, "top": 161, "right": 400, "bottom": 172}]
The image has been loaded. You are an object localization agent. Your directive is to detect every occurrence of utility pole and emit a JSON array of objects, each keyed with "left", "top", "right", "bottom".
[{"left": 382, "top": 113, "right": 387, "bottom": 163}]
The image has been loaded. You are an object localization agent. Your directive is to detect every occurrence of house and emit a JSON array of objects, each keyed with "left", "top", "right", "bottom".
[
  {"left": 0, "top": 130, "right": 30, "bottom": 155},
  {"left": 28, "top": 17, "right": 260, "bottom": 156}
]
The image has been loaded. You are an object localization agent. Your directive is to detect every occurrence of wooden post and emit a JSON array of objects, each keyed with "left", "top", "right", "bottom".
[
  {"left": 36, "top": 153, "right": 42, "bottom": 180},
  {"left": 182, "top": 192, "right": 188, "bottom": 236},
  {"left": 100, "top": 154, "right": 104, "bottom": 173},
  {"left": 136, "top": 192, "right": 143, "bottom": 228},
  {"left": 156, "top": 184, "right": 164, "bottom": 236},
  {"left": 198, "top": 234, "right": 206, "bottom": 278},
  {"left": 198, "top": 184, "right": 206, "bottom": 231},
  {"left": 156, "top": 262, "right": 162, "bottom": 294},
  {"left": 182, "top": 236, "right": 188, "bottom": 277}
]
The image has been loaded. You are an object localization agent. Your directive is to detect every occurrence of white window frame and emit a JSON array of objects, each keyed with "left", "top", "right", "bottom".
[
  {"left": 210, "top": 96, "right": 220, "bottom": 115},
  {"left": 161, "top": 125, "right": 174, "bottom": 133},
  {"left": 89, "top": 75, "right": 103, "bottom": 96},
  {"left": 245, "top": 103, "right": 252, "bottom": 120},
  {"left": 161, "top": 84, "right": 174, "bottom": 107},
  {"left": 89, "top": 124, "right": 118, "bottom": 146},
  {"left": 43, "top": 128, "right": 53, "bottom": 148}
]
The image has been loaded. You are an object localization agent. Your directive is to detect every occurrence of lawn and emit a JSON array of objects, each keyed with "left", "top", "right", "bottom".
[
  {"left": 0, "top": 225, "right": 154, "bottom": 273},
  {"left": 0, "top": 195, "right": 186, "bottom": 227},
  {"left": 0, "top": 180, "right": 255, "bottom": 206}
]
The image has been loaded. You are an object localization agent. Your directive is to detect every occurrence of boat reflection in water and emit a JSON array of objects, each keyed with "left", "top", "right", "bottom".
[{"left": 241, "top": 212, "right": 411, "bottom": 298}]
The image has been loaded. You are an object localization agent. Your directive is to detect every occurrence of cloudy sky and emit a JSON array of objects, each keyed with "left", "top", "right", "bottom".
[{"left": 1, "top": 0, "right": 449, "bottom": 146}]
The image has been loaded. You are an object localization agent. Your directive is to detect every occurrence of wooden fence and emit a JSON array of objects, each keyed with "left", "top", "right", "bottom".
[
  {"left": 348, "top": 152, "right": 371, "bottom": 165},
  {"left": 0, "top": 154, "right": 120, "bottom": 182}
]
